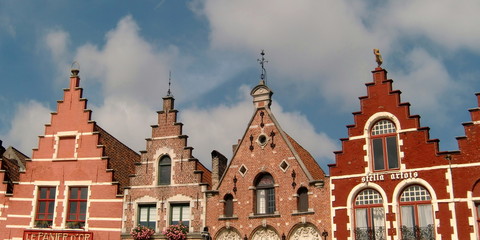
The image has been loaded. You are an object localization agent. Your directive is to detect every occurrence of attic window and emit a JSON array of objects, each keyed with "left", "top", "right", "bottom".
[
  {"left": 239, "top": 164, "right": 248, "bottom": 176},
  {"left": 280, "top": 160, "right": 289, "bottom": 172},
  {"left": 257, "top": 134, "right": 268, "bottom": 148}
]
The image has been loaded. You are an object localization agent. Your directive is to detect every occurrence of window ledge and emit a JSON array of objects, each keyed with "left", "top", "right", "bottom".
[
  {"left": 248, "top": 214, "right": 281, "bottom": 219},
  {"left": 218, "top": 216, "right": 238, "bottom": 220},
  {"left": 291, "top": 211, "right": 315, "bottom": 216}
]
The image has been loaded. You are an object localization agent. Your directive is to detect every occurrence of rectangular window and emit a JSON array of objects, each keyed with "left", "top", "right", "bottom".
[
  {"left": 139, "top": 204, "right": 156, "bottom": 229},
  {"left": 372, "top": 139, "right": 385, "bottom": 170},
  {"left": 35, "top": 187, "right": 56, "bottom": 228},
  {"left": 170, "top": 204, "right": 190, "bottom": 228},
  {"left": 67, "top": 187, "right": 88, "bottom": 229},
  {"left": 386, "top": 136, "right": 399, "bottom": 169}
]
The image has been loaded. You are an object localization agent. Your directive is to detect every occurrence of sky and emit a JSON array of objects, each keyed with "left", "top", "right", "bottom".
[{"left": 1, "top": 0, "right": 480, "bottom": 173}]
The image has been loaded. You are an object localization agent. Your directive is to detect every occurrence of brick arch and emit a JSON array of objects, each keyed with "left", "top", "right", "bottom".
[
  {"left": 250, "top": 225, "right": 280, "bottom": 240},
  {"left": 472, "top": 179, "right": 480, "bottom": 197},
  {"left": 215, "top": 227, "right": 242, "bottom": 240},
  {"left": 287, "top": 222, "right": 321, "bottom": 240}
]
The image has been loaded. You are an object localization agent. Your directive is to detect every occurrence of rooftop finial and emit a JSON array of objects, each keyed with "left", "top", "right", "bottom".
[
  {"left": 71, "top": 61, "right": 80, "bottom": 77},
  {"left": 167, "top": 71, "right": 172, "bottom": 97},
  {"left": 257, "top": 50, "right": 268, "bottom": 84},
  {"left": 373, "top": 49, "right": 383, "bottom": 68}
]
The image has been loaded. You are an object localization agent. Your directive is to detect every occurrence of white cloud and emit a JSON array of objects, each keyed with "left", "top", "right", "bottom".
[
  {"left": 181, "top": 86, "right": 337, "bottom": 168},
  {"left": 383, "top": 0, "right": 480, "bottom": 52},
  {"left": 0, "top": 100, "right": 51, "bottom": 155}
]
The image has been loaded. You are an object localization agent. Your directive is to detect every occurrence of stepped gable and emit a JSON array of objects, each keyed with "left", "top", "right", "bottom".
[
  {"left": 330, "top": 67, "right": 445, "bottom": 172},
  {"left": 147, "top": 95, "right": 211, "bottom": 186},
  {"left": 455, "top": 92, "right": 480, "bottom": 161},
  {"left": 30, "top": 69, "right": 139, "bottom": 193}
]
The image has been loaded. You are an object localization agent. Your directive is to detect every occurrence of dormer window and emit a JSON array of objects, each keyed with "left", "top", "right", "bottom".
[{"left": 371, "top": 120, "right": 399, "bottom": 171}]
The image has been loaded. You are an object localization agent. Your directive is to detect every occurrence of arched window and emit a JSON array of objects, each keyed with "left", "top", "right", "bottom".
[
  {"left": 224, "top": 194, "right": 234, "bottom": 217},
  {"left": 297, "top": 187, "right": 309, "bottom": 212},
  {"left": 354, "top": 189, "right": 385, "bottom": 240},
  {"left": 158, "top": 156, "right": 171, "bottom": 185},
  {"left": 255, "top": 173, "right": 275, "bottom": 214},
  {"left": 399, "top": 185, "right": 434, "bottom": 239},
  {"left": 371, "top": 119, "right": 399, "bottom": 171}
]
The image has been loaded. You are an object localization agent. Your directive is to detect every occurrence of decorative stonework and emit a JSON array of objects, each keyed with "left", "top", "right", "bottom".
[
  {"left": 290, "top": 225, "right": 320, "bottom": 240},
  {"left": 252, "top": 227, "right": 279, "bottom": 240},
  {"left": 216, "top": 229, "right": 241, "bottom": 240}
]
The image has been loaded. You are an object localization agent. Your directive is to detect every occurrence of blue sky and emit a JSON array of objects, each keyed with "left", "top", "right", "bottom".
[{"left": 1, "top": 0, "right": 480, "bottom": 172}]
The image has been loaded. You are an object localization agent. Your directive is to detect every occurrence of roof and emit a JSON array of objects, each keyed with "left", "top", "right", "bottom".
[
  {"left": 1, "top": 146, "right": 30, "bottom": 193},
  {"left": 285, "top": 133, "right": 325, "bottom": 180},
  {"left": 94, "top": 125, "right": 140, "bottom": 194}
]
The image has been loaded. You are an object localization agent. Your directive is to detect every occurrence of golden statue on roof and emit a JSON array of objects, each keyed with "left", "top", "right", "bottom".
[{"left": 373, "top": 49, "right": 383, "bottom": 67}]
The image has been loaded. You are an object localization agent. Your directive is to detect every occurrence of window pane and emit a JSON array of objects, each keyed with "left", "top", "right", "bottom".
[
  {"left": 70, "top": 188, "right": 78, "bottom": 199},
  {"left": 140, "top": 207, "right": 149, "bottom": 221},
  {"left": 172, "top": 206, "right": 181, "bottom": 221},
  {"left": 373, "top": 139, "right": 385, "bottom": 170},
  {"left": 182, "top": 205, "right": 190, "bottom": 220},
  {"left": 80, "top": 188, "right": 88, "bottom": 199},
  {"left": 48, "top": 202, "right": 55, "bottom": 214},
  {"left": 372, "top": 207, "right": 385, "bottom": 227},
  {"left": 80, "top": 202, "right": 87, "bottom": 214},
  {"left": 159, "top": 166, "right": 171, "bottom": 185},
  {"left": 49, "top": 188, "right": 56, "bottom": 199},
  {"left": 386, "top": 136, "right": 399, "bottom": 169},
  {"left": 257, "top": 189, "right": 266, "bottom": 214},
  {"left": 267, "top": 188, "right": 275, "bottom": 214},
  {"left": 225, "top": 195, "right": 233, "bottom": 217},
  {"left": 40, "top": 188, "right": 47, "bottom": 199},
  {"left": 418, "top": 204, "right": 433, "bottom": 227},
  {"left": 69, "top": 202, "right": 77, "bottom": 215},
  {"left": 149, "top": 207, "right": 156, "bottom": 220},
  {"left": 38, "top": 202, "right": 46, "bottom": 213},
  {"left": 401, "top": 205, "right": 415, "bottom": 227},
  {"left": 355, "top": 208, "right": 368, "bottom": 228},
  {"left": 298, "top": 188, "right": 308, "bottom": 212}
]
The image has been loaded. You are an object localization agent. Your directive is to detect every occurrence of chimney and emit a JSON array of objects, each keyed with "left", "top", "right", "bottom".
[
  {"left": 211, "top": 150, "right": 227, "bottom": 189},
  {"left": 0, "top": 140, "right": 5, "bottom": 156}
]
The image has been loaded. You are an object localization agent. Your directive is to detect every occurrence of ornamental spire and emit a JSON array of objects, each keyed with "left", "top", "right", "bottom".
[{"left": 257, "top": 50, "right": 268, "bottom": 85}]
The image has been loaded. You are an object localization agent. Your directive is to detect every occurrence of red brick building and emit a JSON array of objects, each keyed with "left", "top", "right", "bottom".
[
  {"left": 205, "top": 78, "right": 331, "bottom": 240},
  {"left": 0, "top": 69, "right": 139, "bottom": 240},
  {"left": 329, "top": 61, "right": 480, "bottom": 239},
  {"left": 121, "top": 94, "right": 211, "bottom": 239}
]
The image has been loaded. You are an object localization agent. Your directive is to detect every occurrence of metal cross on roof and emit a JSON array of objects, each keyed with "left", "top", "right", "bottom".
[
  {"left": 257, "top": 50, "right": 268, "bottom": 84},
  {"left": 167, "top": 71, "right": 172, "bottom": 97}
]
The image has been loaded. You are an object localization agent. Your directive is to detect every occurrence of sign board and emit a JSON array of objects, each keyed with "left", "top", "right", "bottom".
[{"left": 23, "top": 230, "right": 93, "bottom": 240}]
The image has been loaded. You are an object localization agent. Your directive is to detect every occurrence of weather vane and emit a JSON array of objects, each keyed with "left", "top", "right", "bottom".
[
  {"left": 257, "top": 50, "right": 268, "bottom": 84},
  {"left": 167, "top": 71, "right": 172, "bottom": 97},
  {"left": 373, "top": 49, "right": 383, "bottom": 68}
]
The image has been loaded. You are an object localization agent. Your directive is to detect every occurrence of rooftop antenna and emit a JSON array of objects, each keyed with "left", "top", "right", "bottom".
[
  {"left": 257, "top": 50, "right": 268, "bottom": 85},
  {"left": 167, "top": 70, "right": 172, "bottom": 97}
]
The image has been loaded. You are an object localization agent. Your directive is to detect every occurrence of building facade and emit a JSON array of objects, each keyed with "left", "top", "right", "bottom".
[
  {"left": 121, "top": 94, "right": 211, "bottom": 239},
  {"left": 0, "top": 69, "right": 139, "bottom": 240},
  {"left": 205, "top": 79, "right": 331, "bottom": 240},
  {"left": 329, "top": 64, "right": 480, "bottom": 239}
]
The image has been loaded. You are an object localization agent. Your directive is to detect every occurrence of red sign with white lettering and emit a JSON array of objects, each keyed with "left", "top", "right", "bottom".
[{"left": 23, "top": 230, "right": 93, "bottom": 240}]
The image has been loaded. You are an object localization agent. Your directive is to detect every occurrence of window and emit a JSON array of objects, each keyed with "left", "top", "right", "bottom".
[
  {"left": 400, "top": 185, "right": 434, "bottom": 240},
  {"left": 158, "top": 156, "right": 171, "bottom": 185},
  {"left": 67, "top": 187, "right": 88, "bottom": 229},
  {"left": 139, "top": 204, "right": 156, "bottom": 229},
  {"left": 35, "top": 187, "right": 56, "bottom": 228},
  {"left": 255, "top": 173, "right": 275, "bottom": 214},
  {"left": 371, "top": 120, "right": 399, "bottom": 171},
  {"left": 224, "top": 194, "right": 234, "bottom": 217},
  {"left": 354, "top": 189, "right": 385, "bottom": 240},
  {"left": 170, "top": 204, "right": 190, "bottom": 228},
  {"left": 297, "top": 187, "right": 309, "bottom": 212}
]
